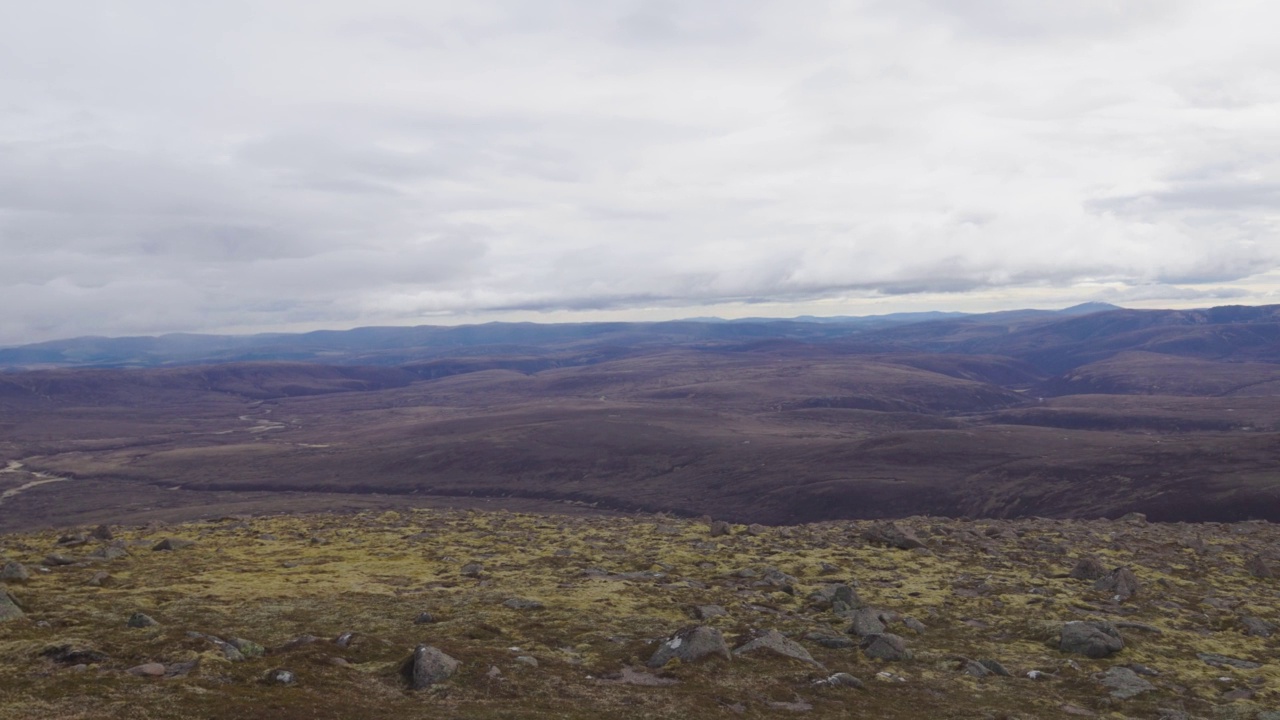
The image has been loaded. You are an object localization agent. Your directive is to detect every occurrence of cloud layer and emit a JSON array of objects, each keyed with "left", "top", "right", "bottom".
[{"left": 2, "top": 1, "right": 1278, "bottom": 343}]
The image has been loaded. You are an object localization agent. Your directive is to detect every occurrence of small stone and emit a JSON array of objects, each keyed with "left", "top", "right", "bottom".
[
  {"left": 151, "top": 538, "right": 195, "bottom": 552},
  {"left": 502, "top": 597, "right": 544, "bottom": 610},
  {"left": 43, "top": 554, "right": 77, "bottom": 566},
  {"left": 1068, "top": 557, "right": 1107, "bottom": 581},
  {"left": 127, "top": 663, "right": 167, "bottom": 678},
  {"left": 1097, "top": 666, "right": 1154, "bottom": 699},
  {"left": 413, "top": 612, "right": 436, "bottom": 624},
  {"left": 228, "top": 637, "right": 265, "bottom": 658},
  {"left": 1197, "top": 653, "right": 1261, "bottom": 670},
  {"left": 514, "top": 655, "right": 538, "bottom": 667},
  {"left": 127, "top": 612, "right": 159, "bottom": 628},
  {"left": 461, "top": 562, "right": 484, "bottom": 577},
  {"left": 91, "top": 525, "right": 114, "bottom": 541},
  {"left": 334, "top": 632, "right": 356, "bottom": 648},
  {"left": 979, "top": 659, "right": 1011, "bottom": 677},
  {"left": 264, "top": 668, "right": 296, "bottom": 685},
  {"left": 85, "top": 571, "right": 112, "bottom": 587},
  {"left": 709, "top": 520, "right": 731, "bottom": 537},
  {"left": 746, "top": 524, "right": 768, "bottom": 536},
  {"left": 400, "top": 645, "right": 459, "bottom": 689},
  {"left": 0, "top": 589, "right": 23, "bottom": 622},
  {"left": 692, "top": 604, "right": 728, "bottom": 620},
  {"left": 804, "top": 632, "right": 854, "bottom": 649},
  {"left": 902, "top": 617, "right": 927, "bottom": 634},
  {"left": 820, "top": 672, "right": 865, "bottom": 689}
]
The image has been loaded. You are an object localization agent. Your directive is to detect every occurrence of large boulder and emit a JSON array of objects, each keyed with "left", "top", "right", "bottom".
[
  {"left": 400, "top": 645, "right": 459, "bottom": 690},
  {"left": 647, "top": 626, "right": 731, "bottom": 668},
  {"left": 1059, "top": 621, "right": 1124, "bottom": 658}
]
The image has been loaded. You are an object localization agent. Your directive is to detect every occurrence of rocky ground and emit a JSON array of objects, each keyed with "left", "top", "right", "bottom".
[{"left": 0, "top": 509, "right": 1277, "bottom": 719}]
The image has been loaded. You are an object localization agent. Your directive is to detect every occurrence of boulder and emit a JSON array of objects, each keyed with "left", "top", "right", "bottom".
[
  {"left": 0, "top": 562, "right": 30, "bottom": 582},
  {"left": 1092, "top": 567, "right": 1140, "bottom": 600},
  {"left": 152, "top": 538, "right": 195, "bottom": 552},
  {"left": 400, "top": 645, "right": 459, "bottom": 689},
  {"left": 1059, "top": 621, "right": 1124, "bottom": 658},
  {"left": 861, "top": 522, "right": 924, "bottom": 550},
  {"left": 647, "top": 626, "right": 731, "bottom": 668},
  {"left": 127, "top": 612, "right": 159, "bottom": 628},
  {"left": 1097, "top": 666, "right": 1154, "bottom": 699},
  {"left": 691, "top": 605, "right": 727, "bottom": 620},
  {"left": 228, "top": 637, "right": 266, "bottom": 658},
  {"left": 1068, "top": 557, "right": 1107, "bottom": 581},
  {"left": 127, "top": 663, "right": 166, "bottom": 678},
  {"left": 709, "top": 521, "right": 731, "bottom": 537},
  {"left": 1246, "top": 554, "right": 1274, "bottom": 579},
  {"left": 733, "top": 630, "right": 823, "bottom": 668},
  {"left": 860, "top": 633, "right": 911, "bottom": 661},
  {"left": 810, "top": 583, "right": 861, "bottom": 614},
  {"left": 0, "top": 589, "right": 24, "bottom": 622},
  {"left": 848, "top": 607, "right": 893, "bottom": 637}
]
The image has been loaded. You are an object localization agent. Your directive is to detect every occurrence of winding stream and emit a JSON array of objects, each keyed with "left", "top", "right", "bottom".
[{"left": 0, "top": 462, "right": 71, "bottom": 505}]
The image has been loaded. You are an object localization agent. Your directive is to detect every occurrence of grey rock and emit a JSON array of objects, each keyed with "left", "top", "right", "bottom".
[
  {"left": 746, "top": 523, "right": 768, "bottom": 536},
  {"left": 810, "top": 583, "right": 862, "bottom": 614},
  {"left": 57, "top": 533, "right": 90, "bottom": 547},
  {"left": 1059, "top": 621, "right": 1124, "bottom": 658},
  {"left": 692, "top": 604, "right": 727, "bottom": 620},
  {"left": 228, "top": 637, "right": 265, "bottom": 658},
  {"left": 902, "top": 617, "right": 928, "bottom": 634},
  {"left": 1197, "top": 653, "right": 1261, "bottom": 669},
  {"left": 514, "top": 655, "right": 538, "bottom": 667},
  {"left": 460, "top": 562, "right": 484, "bottom": 577},
  {"left": 401, "top": 644, "right": 459, "bottom": 689},
  {"left": 413, "top": 612, "right": 436, "bottom": 624},
  {"left": 264, "top": 668, "right": 296, "bottom": 685},
  {"left": 0, "top": 562, "right": 30, "bottom": 582},
  {"left": 127, "top": 612, "right": 159, "bottom": 628},
  {"left": 1069, "top": 557, "right": 1108, "bottom": 581},
  {"left": 733, "top": 629, "right": 824, "bottom": 668},
  {"left": 804, "top": 631, "right": 855, "bottom": 649},
  {"left": 1097, "top": 666, "right": 1154, "bottom": 699},
  {"left": 87, "top": 545, "right": 128, "bottom": 562},
  {"left": 128, "top": 662, "right": 166, "bottom": 677},
  {"left": 1092, "top": 567, "right": 1140, "bottom": 600},
  {"left": 860, "top": 633, "right": 911, "bottom": 661},
  {"left": 848, "top": 607, "right": 892, "bottom": 637},
  {"left": 979, "top": 659, "right": 1011, "bottom": 677},
  {"left": 0, "top": 589, "right": 24, "bottom": 622},
  {"left": 709, "top": 520, "right": 731, "bottom": 537},
  {"left": 820, "top": 672, "right": 865, "bottom": 689},
  {"left": 647, "top": 625, "right": 731, "bottom": 668},
  {"left": 91, "top": 525, "right": 113, "bottom": 541},
  {"left": 1246, "top": 554, "right": 1274, "bottom": 579},
  {"left": 862, "top": 522, "right": 924, "bottom": 550},
  {"left": 43, "top": 554, "right": 77, "bottom": 566},
  {"left": 963, "top": 659, "right": 992, "bottom": 677},
  {"left": 1240, "top": 616, "right": 1275, "bottom": 637},
  {"left": 151, "top": 538, "right": 195, "bottom": 552},
  {"left": 502, "top": 597, "right": 544, "bottom": 610},
  {"left": 85, "top": 571, "right": 112, "bottom": 587}
]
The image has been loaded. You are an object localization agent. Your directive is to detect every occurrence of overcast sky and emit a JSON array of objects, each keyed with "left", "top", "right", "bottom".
[{"left": 2, "top": 1, "right": 1278, "bottom": 344}]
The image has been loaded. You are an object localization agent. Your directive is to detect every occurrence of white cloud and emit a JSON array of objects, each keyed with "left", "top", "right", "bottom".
[{"left": 0, "top": 0, "right": 1278, "bottom": 343}]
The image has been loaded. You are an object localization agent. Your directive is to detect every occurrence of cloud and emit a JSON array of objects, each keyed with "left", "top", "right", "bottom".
[{"left": 0, "top": 0, "right": 1278, "bottom": 344}]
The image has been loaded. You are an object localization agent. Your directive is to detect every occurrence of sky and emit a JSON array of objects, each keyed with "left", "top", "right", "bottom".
[{"left": 1, "top": 0, "right": 1278, "bottom": 345}]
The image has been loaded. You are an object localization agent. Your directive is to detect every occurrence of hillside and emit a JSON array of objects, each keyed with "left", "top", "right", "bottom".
[{"left": 0, "top": 510, "right": 1277, "bottom": 719}]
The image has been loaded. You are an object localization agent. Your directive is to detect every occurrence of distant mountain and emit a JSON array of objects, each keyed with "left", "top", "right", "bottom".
[{"left": 0, "top": 303, "right": 1130, "bottom": 371}]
